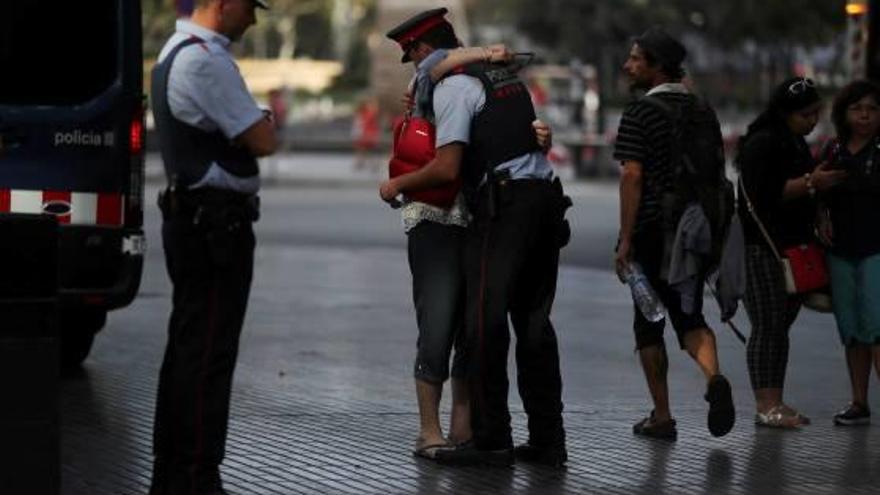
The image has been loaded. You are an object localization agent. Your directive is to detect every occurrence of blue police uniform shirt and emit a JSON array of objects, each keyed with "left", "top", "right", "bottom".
[
  {"left": 433, "top": 74, "right": 553, "bottom": 181},
  {"left": 156, "top": 20, "right": 264, "bottom": 194}
]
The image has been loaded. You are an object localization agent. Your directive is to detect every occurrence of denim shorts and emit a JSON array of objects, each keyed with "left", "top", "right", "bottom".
[
  {"left": 407, "top": 221, "right": 468, "bottom": 383},
  {"left": 829, "top": 253, "right": 880, "bottom": 346}
]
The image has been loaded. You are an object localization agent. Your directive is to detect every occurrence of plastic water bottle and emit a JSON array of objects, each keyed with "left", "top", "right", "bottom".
[{"left": 622, "top": 262, "right": 666, "bottom": 322}]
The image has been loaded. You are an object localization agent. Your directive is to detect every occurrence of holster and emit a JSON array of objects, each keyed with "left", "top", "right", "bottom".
[
  {"left": 158, "top": 186, "right": 259, "bottom": 266},
  {"left": 158, "top": 187, "right": 259, "bottom": 223},
  {"left": 485, "top": 169, "right": 512, "bottom": 220}
]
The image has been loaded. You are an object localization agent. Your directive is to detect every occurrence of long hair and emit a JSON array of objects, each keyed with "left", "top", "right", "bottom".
[{"left": 831, "top": 80, "right": 880, "bottom": 144}]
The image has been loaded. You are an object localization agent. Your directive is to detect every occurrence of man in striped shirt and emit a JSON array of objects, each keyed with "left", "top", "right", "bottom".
[{"left": 614, "top": 27, "right": 734, "bottom": 441}]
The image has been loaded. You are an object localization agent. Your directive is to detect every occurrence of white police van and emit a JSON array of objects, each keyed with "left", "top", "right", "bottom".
[{"left": 0, "top": 0, "right": 146, "bottom": 367}]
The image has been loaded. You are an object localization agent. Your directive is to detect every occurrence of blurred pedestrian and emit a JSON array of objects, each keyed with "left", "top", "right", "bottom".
[
  {"left": 352, "top": 96, "right": 380, "bottom": 172},
  {"left": 818, "top": 80, "right": 880, "bottom": 426},
  {"left": 381, "top": 8, "right": 570, "bottom": 468},
  {"left": 737, "top": 77, "right": 845, "bottom": 428},
  {"left": 268, "top": 87, "right": 288, "bottom": 133},
  {"left": 149, "top": 0, "right": 276, "bottom": 493},
  {"left": 614, "top": 27, "right": 735, "bottom": 441},
  {"left": 527, "top": 76, "right": 548, "bottom": 111}
]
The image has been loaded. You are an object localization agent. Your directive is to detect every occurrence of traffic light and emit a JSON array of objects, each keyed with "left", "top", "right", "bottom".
[
  {"left": 848, "top": 1, "right": 869, "bottom": 79},
  {"left": 867, "top": 0, "right": 880, "bottom": 81}
]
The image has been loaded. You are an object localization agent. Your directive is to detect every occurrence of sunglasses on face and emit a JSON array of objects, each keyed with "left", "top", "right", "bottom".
[{"left": 788, "top": 78, "right": 816, "bottom": 95}]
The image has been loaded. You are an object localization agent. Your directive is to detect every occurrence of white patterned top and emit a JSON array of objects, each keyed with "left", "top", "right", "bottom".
[{"left": 401, "top": 193, "right": 470, "bottom": 233}]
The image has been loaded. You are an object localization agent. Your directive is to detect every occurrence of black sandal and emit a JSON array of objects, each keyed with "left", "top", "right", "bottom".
[{"left": 633, "top": 411, "right": 677, "bottom": 440}]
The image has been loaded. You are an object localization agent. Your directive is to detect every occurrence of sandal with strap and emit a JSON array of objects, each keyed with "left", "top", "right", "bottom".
[
  {"left": 755, "top": 405, "right": 808, "bottom": 428},
  {"left": 413, "top": 437, "right": 454, "bottom": 460},
  {"left": 633, "top": 411, "right": 678, "bottom": 440}
]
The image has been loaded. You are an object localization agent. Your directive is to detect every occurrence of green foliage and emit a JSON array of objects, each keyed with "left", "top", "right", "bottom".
[
  {"left": 478, "top": 0, "right": 847, "bottom": 61},
  {"left": 330, "top": 1, "right": 376, "bottom": 91},
  {"left": 295, "top": 10, "right": 334, "bottom": 59},
  {"left": 143, "top": 0, "right": 177, "bottom": 58}
]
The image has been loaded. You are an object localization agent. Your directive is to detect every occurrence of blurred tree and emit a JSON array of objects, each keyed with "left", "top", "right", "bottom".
[
  {"left": 330, "top": 0, "right": 377, "bottom": 91},
  {"left": 264, "top": 0, "right": 328, "bottom": 59},
  {"left": 143, "top": 0, "right": 178, "bottom": 57},
  {"left": 143, "top": 0, "right": 364, "bottom": 60},
  {"left": 470, "top": 0, "right": 848, "bottom": 106},
  {"left": 474, "top": 0, "right": 846, "bottom": 61}
]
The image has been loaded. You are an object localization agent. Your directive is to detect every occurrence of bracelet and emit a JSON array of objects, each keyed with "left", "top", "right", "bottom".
[{"left": 804, "top": 173, "right": 816, "bottom": 197}]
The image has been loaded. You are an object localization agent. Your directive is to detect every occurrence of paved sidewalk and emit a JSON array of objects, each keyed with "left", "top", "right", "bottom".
[{"left": 62, "top": 233, "right": 880, "bottom": 494}]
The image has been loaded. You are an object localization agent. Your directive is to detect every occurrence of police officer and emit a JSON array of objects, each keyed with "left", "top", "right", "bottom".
[
  {"left": 381, "top": 8, "right": 571, "bottom": 467},
  {"left": 149, "top": 1, "right": 276, "bottom": 493}
]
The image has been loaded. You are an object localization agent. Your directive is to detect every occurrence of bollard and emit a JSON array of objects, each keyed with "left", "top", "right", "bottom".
[{"left": 0, "top": 213, "right": 60, "bottom": 495}]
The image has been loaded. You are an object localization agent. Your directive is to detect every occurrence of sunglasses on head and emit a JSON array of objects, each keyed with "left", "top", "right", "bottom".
[{"left": 788, "top": 78, "right": 816, "bottom": 95}]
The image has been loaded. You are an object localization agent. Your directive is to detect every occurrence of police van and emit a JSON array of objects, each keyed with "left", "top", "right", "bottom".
[{"left": 0, "top": 1, "right": 146, "bottom": 367}]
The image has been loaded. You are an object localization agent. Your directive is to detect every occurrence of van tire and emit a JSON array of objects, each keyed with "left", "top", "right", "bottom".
[{"left": 60, "top": 309, "right": 107, "bottom": 370}]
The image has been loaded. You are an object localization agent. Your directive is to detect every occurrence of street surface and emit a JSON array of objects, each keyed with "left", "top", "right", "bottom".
[{"left": 60, "top": 154, "right": 880, "bottom": 494}]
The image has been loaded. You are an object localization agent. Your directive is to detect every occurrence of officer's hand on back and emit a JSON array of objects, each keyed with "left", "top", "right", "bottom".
[
  {"left": 485, "top": 44, "right": 514, "bottom": 64},
  {"left": 534, "top": 120, "right": 552, "bottom": 152}
]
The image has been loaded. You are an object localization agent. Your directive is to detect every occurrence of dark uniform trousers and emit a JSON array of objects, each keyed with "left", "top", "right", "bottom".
[
  {"left": 152, "top": 189, "right": 256, "bottom": 494},
  {"left": 465, "top": 178, "right": 569, "bottom": 451}
]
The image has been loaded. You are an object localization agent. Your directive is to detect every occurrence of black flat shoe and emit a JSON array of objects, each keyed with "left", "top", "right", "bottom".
[
  {"left": 434, "top": 441, "right": 514, "bottom": 467},
  {"left": 514, "top": 442, "right": 568, "bottom": 468}
]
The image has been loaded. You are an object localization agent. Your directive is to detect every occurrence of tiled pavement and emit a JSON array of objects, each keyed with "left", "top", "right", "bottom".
[
  {"left": 60, "top": 196, "right": 880, "bottom": 494},
  {"left": 62, "top": 355, "right": 880, "bottom": 495}
]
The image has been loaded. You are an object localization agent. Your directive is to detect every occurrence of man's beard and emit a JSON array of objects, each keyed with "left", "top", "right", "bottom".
[{"left": 628, "top": 75, "right": 651, "bottom": 92}]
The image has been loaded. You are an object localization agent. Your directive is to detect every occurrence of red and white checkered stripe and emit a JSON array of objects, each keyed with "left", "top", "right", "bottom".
[{"left": 0, "top": 190, "right": 124, "bottom": 226}]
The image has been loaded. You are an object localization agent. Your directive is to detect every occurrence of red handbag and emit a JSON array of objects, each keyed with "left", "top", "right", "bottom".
[
  {"left": 389, "top": 115, "right": 461, "bottom": 208},
  {"left": 740, "top": 177, "right": 829, "bottom": 295},
  {"left": 781, "top": 243, "right": 829, "bottom": 294}
]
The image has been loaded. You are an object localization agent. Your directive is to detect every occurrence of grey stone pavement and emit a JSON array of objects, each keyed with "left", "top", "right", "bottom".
[{"left": 60, "top": 156, "right": 880, "bottom": 494}]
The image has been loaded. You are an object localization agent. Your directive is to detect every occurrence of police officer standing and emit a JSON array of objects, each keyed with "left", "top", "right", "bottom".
[
  {"left": 381, "top": 8, "right": 570, "bottom": 467},
  {"left": 149, "top": 1, "right": 276, "bottom": 493}
]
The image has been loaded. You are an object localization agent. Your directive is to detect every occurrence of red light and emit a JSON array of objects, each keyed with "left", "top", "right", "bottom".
[
  {"left": 130, "top": 116, "right": 144, "bottom": 155},
  {"left": 83, "top": 295, "right": 105, "bottom": 305}
]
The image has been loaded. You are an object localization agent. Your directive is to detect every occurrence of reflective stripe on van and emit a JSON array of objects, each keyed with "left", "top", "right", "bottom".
[{"left": 0, "top": 190, "right": 124, "bottom": 226}]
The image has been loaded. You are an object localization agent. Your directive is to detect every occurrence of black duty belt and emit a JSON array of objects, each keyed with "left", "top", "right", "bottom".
[{"left": 158, "top": 186, "right": 260, "bottom": 224}]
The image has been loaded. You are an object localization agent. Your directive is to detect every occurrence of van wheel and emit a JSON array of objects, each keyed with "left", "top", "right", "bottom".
[{"left": 60, "top": 309, "right": 107, "bottom": 370}]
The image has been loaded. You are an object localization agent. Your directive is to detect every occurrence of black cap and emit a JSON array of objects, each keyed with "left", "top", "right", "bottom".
[
  {"left": 253, "top": 0, "right": 269, "bottom": 9},
  {"left": 386, "top": 8, "right": 450, "bottom": 63},
  {"left": 634, "top": 27, "right": 686, "bottom": 67}
]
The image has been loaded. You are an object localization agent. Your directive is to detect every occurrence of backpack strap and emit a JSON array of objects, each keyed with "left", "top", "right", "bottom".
[
  {"left": 639, "top": 95, "right": 686, "bottom": 174},
  {"left": 639, "top": 94, "right": 676, "bottom": 120}
]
